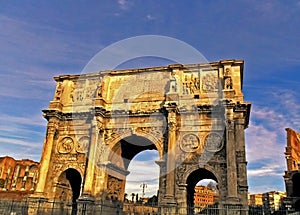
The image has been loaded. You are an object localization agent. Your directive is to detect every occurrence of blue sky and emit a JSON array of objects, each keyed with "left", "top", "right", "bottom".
[{"left": 0, "top": 0, "right": 300, "bottom": 196}]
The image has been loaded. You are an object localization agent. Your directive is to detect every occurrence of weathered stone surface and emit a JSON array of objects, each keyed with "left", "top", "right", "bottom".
[{"left": 30, "top": 59, "right": 251, "bottom": 214}]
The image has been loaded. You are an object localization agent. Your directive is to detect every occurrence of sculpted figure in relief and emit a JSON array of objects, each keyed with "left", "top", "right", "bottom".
[
  {"left": 180, "top": 133, "right": 200, "bottom": 153},
  {"left": 58, "top": 137, "right": 74, "bottom": 153},
  {"left": 202, "top": 73, "right": 218, "bottom": 92}
]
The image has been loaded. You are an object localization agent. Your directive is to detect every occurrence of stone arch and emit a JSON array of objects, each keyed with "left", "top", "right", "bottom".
[
  {"left": 55, "top": 168, "right": 82, "bottom": 214},
  {"left": 184, "top": 167, "right": 220, "bottom": 215},
  {"left": 109, "top": 133, "right": 160, "bottom": 170},
  {"left": 104, "top": 133, "right": 160, "bottom": 203},
  {"left": 183, "top": 165, "right": 221, "bottom": 187},
  {"left": 54, "top": 164, "right": 84, "bottom": 184},
  {"left": 55, "top": 168, "right": 82, "bottom": 201},
  {"left": 107, "top": 129, "right": 164, "bottom": 160}
]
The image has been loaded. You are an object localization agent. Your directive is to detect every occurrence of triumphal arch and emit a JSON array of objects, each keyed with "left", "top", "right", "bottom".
[{"left": 29, "top": 59, "right": 251, "bottom": 214}]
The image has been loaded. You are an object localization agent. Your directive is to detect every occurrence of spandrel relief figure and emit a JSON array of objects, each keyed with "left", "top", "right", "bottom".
[
  {"left": 202, "top": 73, "right": 218, "bottom": 92},
  {"left": 180, "top": 133, "right": 200, "bottom": 153},
  {"left": 76, "top": 136, "right": 89, "bottom": 153},
  {"left": 58, "top": 137, "right": 74, "bottom": 153}
]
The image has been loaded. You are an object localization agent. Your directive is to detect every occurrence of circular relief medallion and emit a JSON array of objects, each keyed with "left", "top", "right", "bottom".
[
  {"left": 76, "top": 136, "right": 89, "bottom": 153},
  {"left": 58, "top": 137, "right": 74, "bottom": 153},
  {"left": 180, "top": 133, "right": 200, "bottom": 153},
  {"left": 204, "top": 132, "right": 223, "bottom": 152}
]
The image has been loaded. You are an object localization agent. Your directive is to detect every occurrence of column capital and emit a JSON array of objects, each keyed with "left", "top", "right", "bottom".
[
  {"left": 225, "top": 118, "right": 235, "bottom": 130},
  {"left": 234, "top": 117, "right": 245, "bottom": 125}
]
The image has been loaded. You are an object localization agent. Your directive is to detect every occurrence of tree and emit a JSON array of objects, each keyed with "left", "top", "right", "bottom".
[
  {"left": 131, "top": 193, "right": 135, "bottom": 202},
  {"left": 124, "top": 193, "right": 128, "bottom": 202},
  {"left": 146, "top": 195, "right": 158, "bottom": 206}
]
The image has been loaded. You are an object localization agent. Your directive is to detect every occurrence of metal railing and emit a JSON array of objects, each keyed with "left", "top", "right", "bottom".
[{"left": 0, "top": 199, "right": 299, "bottom": 215}]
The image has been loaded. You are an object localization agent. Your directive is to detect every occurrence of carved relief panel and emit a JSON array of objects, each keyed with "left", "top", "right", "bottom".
[
  {"left": 204, "top": 132, "right": 223, "bottom": 152},
  {"left": 180, "top": 133, "right": 201, "bottom": 153},
  {"left": 71, "top": 78, "right": 99, "bottom": 103},
  {"left": 107, "top": 175, "right": 123, "bottom": 201},
  {"left": 57, "top": 136, "right": 90, "bottom": 154},
  {"left": 182, "top": 72, "right": 200, "bottom": 95},
  {"left": 57, "top": 137, "right": 74, "bottom": 154},
  {"left": 76, "top": 136, "right": 89, "bottom": 153},
  {"left": 201, "top": 70, "right": 219, "bottom": 93}
]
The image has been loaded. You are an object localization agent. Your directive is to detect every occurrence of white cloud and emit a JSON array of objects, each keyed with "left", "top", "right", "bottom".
[
  {"left": 249, "top": 184, "right": 285, "bottom": 194},
  {"left": 245, "top": 88, "right": 300, "bottom": 192},
  {"left": 245, "top": 121, "right": 284, "bottom": 163},
  {"left": 246, "top": 89, "right": 300, "bottom": 165},
  {"left": 247, "top": 164, "right": 283, "bottom": 177},
  {"left": 0, "top": 114, "right": 46, "bottom": 127},
  {"left": 125, "top": 154, "right": 160, "bottom": 196},
  {"left": 0, "top": 113, "right": 46, "bottom": 161},
  {"left": 117, "top": 0, "right": 131, "bottom": 10},
  {"left": 0, "top": 137, "right": 41, "bottom": 148},
  {"left": 0, "top": 146, "right": 41, "bottom": 162},
  {"left": 146, "top": 14, "right": 156, "bottom": 21}
]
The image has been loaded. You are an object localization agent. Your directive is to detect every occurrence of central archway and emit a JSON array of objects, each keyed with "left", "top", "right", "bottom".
[
  {"left": 108, "top": 134, "right": 160, "bottom": 206},
  {"left": 186, "top": 168, "right": 219, "bottom": 215}
]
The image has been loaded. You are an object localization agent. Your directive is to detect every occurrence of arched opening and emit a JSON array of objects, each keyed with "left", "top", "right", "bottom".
[
  {"left": 186, "top": 168, "right": 219, "bottom": 215},
  {"left": 56, "top": 168, "right": 82, "bottom": 215},
  {"left": 109, "top": 135, "right": 159, "bottom": 214},
  {"left": 121, "top": 135, "right": 157, "bottom": 169},
  {"left": 125, "top": 150, "right": 159, "bottom": 202},
  {"left": 292, "top": 173, "right": 300, "bottom": 197}
]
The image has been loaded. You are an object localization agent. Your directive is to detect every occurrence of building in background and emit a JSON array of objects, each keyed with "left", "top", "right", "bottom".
[
  {"left": 248, "top": 193, "right": 263, "bottom": 207},
  {"left": 194, "top": 185, "right": 218, "bottom": 213},
  {"left": 283, "top": 128, "right": 300, "bottom": 211},
  {"left": 0, "top": 156, "right": 39, "bottom": 199},
  {"left": 262, "top": 191, "right": 286, "bottom": 214}
]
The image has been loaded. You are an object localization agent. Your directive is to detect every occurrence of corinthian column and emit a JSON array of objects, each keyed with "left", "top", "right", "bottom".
[
  {"left": 163, "top": 108, "right": 177, "bottom": 204},
  {"left": 35, "top": 121, "right": 57, "bottom": 194},
  {"left": 82, "top": 117, "right": 100, "bottom": 196},
  {"left": 225, "top": 109, "right": 238, "bottom": 202}
]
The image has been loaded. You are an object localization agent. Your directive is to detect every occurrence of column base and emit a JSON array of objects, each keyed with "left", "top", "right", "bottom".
[
  {"left": 77, "top": 195, "right": 95, "bottom": 215},
  {"left": 225, "top": 196, "right": 241, "bottom": 205},
  {"left": 160, "top": 194, "right": 177, "bottom": 205},
  {"left": 27, "top": 196, "right": 48, "bottom": 215},
  {"left": 160, "top": 195, "right": 178, "bottom": 215}
]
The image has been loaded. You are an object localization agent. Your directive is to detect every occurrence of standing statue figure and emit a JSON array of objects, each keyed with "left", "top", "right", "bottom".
[{"left": 224, "top": 68, "right": 233, "bottom": 90}]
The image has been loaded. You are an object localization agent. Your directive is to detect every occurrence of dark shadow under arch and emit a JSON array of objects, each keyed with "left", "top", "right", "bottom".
[
  {"left": 121, "top": 135, "right": 157, "bottom": 169},
  {"left": 295, "top": 199, "right": 300, "bottom": 211},
  {"left": 57, "top": 168, "right": 82, "bottom": 215},
  {"left": 109, "top": 134, "right": 159, "bottom": 204},
  {"left": 293, "top": 173, "right": 300, "bottom": 197},
  {"left": 65, "top": 169, "right": 82, "bottom": 203}
]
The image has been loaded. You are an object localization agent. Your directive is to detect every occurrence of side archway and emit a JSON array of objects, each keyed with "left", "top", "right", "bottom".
[
  {"left": 186, "top": 168, "right": 219, "bottom": 215},
  {"left": 55, "top": 168, "right": 82, "bottom": 214}
]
